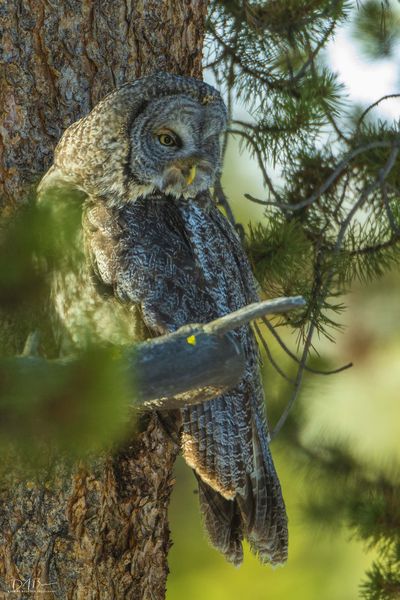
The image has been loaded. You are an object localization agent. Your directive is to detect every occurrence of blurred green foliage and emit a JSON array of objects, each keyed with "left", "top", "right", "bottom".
[
  {"left": 352, "top": 0, "right": 400, "bottom": 59},
  {"left": 0, "top": 190, "right": 83, "bottom": 314},
  {"left": 0, "top": 196, "right": 134, "bottom": 474},
  {"left": 0, "top": 349, "right": 132, "bottom": 472}
]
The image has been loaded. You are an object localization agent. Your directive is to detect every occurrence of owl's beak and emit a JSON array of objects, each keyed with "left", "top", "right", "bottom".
[
  {"left": 186, "top": 165, "right": 197, "bottom": 186},
  {"left": 159, "top": 161, "right": 202, "bottom": 195}
]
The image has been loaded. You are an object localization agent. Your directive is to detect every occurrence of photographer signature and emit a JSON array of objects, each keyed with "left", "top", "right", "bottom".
[{"left": 8, "top": 577, "right": 57, "bottom": 594}]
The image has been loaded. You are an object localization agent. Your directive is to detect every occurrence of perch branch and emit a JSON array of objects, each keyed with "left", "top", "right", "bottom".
[
  {"left": 202, "top": 296, "right": 305, "bottom": 336},
  {"left": 0, "top": 296, "right": 306, "bottom": 424}
]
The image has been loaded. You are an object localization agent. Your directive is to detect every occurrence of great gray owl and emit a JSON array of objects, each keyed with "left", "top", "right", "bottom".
[{"left": 38, "top": 72, "right": 288, "bottom": 566}]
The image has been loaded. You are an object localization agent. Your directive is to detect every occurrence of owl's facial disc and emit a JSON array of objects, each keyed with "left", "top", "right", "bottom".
[
  {"left": 129, "top": 95, "right": 225, "bottom": 199},
  {"left": 153, "top": 121, "right": 218, "bottom": 197}
]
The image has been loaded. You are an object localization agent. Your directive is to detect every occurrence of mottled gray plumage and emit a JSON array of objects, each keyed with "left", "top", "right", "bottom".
[{"left": 38, "top": 72, "right": 288, "bottom": 566}]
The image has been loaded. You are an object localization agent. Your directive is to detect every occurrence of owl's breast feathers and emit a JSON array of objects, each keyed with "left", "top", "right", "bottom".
[{"left": 82, "top": 193, "right": 288, "bottom": 565}]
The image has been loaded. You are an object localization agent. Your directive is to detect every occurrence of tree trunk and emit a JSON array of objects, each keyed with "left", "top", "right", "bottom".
[{"left": 0, "top": 2, "right": 208, "bottom": 598}]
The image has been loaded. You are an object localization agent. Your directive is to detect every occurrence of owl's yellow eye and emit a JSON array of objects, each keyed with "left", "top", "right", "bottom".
[{"left": 158, "top": 133, "right": 177, "bottom": 147}]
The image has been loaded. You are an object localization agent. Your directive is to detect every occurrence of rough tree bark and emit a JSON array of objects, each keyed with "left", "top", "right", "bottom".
[{"left": 0, "top": 2, "right": 209, "bottom": 599}]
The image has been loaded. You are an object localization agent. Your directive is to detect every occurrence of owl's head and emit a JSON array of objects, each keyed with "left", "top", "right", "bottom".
[
  {"left": 38, "top": 73, "right": 227, "bottom": 205},
  {"left": 129, "top": 93, "right": 226, "bottom": 198}
]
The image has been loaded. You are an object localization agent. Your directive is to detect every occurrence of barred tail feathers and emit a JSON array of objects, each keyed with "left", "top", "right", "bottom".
[
  {"left": 196, "top": 475, "right": 244, "bottom": 566},
  {"left": 181, "top": 388, "right": 288, "bottom": 566},
  {"left": 237, "top": 420, "right": 288, "bottom": 565}
]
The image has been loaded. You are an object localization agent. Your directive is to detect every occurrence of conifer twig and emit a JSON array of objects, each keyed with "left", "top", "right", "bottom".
[
  {"left": 271, "top": 321, "right": 315, "bottom": 440},
  {"left": 245, "top": 140, "right": 397, "bottom": 211},
  {"left": 214, "top": 176, "right": 237, "bottom": 228},
  {"left": 334, "top": 144, "right": 399, "bottom": 254},
  {"left": 356, "top": 93, "right": 400, "bottom": 134},
  {"left": 254, "top": 321, "right": 296, "bottom": 384},
  {"left": 261, "top": 317, "right": 352, "bottom": 376},
  {"left": 228, "top": 127, "right": 282, "bottom": 203}
]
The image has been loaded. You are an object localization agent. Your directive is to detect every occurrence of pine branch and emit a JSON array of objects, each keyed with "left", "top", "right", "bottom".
[
  {"left": 254, "top": 321, "right": 296, "bottom": 384},
  {"left": 271, "top": 319, "right": 315, "bottom": 440},
  {"left": 333, "top": 143, "right": 399, "bottom": 254},
  {"left": 208, "top": 23, "right": 297, "bottom": 95},
  {"left": 356, "top": 94, "right": 400, "bottom": 134},
  {"left": 213, "top": 176, "right": 237, "bottom": 229},
  {"left": 261, "top": 316, "right": 352, "bottom": 376},
  {"left": 228, "top": 127, "right": 282, "bottom": 203},
  {"left": 245, "top": 140, "right": 396, "bottom": 211}
]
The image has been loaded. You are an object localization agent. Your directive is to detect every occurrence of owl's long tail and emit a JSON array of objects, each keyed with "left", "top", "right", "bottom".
[{"left": 181, "top": 379, "right": 288, "bottom": 566}]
